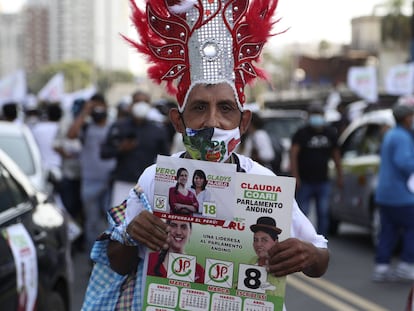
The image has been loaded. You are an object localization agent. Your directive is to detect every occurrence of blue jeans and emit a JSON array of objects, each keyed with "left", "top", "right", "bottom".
[
  {"left": 375, "top": 205, "right": 414, "bottom": 264},
  {"left": 81, "top": 179, "right": 112, "bottom": 253},
  {"left": 59, "top": 177, "right": 83, "bottom": 220},
  {"left": 296, "top": 181, "right": 331, "bottom": 236}
]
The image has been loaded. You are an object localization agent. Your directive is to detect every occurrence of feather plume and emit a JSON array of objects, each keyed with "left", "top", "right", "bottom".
[{"left": 126, "top": 0, "right": 282, "bottom": 108}]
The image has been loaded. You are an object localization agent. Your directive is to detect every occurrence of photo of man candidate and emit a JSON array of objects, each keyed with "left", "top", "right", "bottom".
[{"left": 250, "top": 216, "right": 285, "bottom": 296}]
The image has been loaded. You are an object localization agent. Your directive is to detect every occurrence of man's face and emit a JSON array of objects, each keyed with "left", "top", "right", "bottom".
[
  {"left": 132, "top": 93, "right": 150, "bottom": 104},
  {"left": 170, "top": 83, "right": 251, "bottom": 134},
  {"left": 253, "top": 231, "right": 275, "bottom": 259}
]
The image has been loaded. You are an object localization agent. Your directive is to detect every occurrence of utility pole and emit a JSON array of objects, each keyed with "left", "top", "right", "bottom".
[{"left": 411, "top": 1, "right": 414, "bottom": 61}]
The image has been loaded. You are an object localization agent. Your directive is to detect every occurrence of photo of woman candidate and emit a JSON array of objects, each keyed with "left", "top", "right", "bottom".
[
  {"left": 147, "top": 220, "right": 205, "bottom": 283},
  {"left": 190, "top": 169, "right": 211, "bottom": 211},
  {"left": 168, "top": 167, "right": 199, "bottom": 214},
  {"left": 249, "top": 216, "right": 285, "bottom": 296}
]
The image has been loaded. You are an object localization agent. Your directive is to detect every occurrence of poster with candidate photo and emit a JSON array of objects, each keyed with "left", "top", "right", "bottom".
[
  {"left": 143, "top": 156, "right": 295, "bottom": 311},
  {"left": 153, "top": 155, "right": 237, "bottom": 221}
]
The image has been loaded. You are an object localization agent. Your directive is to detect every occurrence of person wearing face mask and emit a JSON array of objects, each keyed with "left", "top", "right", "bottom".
[
  {"left": 290, "top": 103, "right": 343, "bottom": 237},
  {"left": 100, "top": 93, "right": 170, "bottom": 207},
  {"left": 373, "top": 104, "right": 414, "bottom": 282},
  {"left": 67, "top": 93, "right": 116, "bottom": 253},
  {"left": 82, "top": 1, "right": 330, "bottom": 310}
]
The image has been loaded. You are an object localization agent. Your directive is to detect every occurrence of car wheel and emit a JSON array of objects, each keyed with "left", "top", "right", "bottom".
[
  {"left": 371, "top": 206, "right": 381, "bottom": 247},
  {"left": 40, "top": 291, "right": 67, "bottom": 311}
]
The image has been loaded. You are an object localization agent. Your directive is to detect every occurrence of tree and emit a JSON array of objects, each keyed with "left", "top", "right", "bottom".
[
  {"left": 28, "top": 60, "right": 134, "bottom": 94},
  {"left": 28, "top": 60, "right": 93, "bottom": 93},
  {"left": 318, "top": 40, "right": 331, "bottom": 57},
  {"left": 381, "top": 0, "right": 410, "bottom": 47}
]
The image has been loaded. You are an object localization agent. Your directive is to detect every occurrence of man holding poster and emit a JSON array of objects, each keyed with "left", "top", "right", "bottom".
[{"left": 82, "top": 0, "right": 329, "bottom": 310}]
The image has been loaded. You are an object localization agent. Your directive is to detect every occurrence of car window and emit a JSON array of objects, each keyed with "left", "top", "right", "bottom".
[
  {"left": 0, "top": 135, "right": 36, "bottom": 176},
  {"left": 341, "top": 126, "right": 367, "bottom": 158},
  {"left": 0, "top": 163, "right": 29, "bottom": 213},
  {"left": 341, "top": 123, "right": 386, "bottom": 158},
  {"left": 357, "top": 124, "right": 384, "bottom": 156}
]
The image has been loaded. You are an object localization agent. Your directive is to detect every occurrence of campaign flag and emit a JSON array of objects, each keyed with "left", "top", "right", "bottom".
[
  {"left": 0, "top": 69, "right": 27, "bottom": 106},
  {"left": 385, "top": 63, "right": 414, "bottom": 96},
  {"left": 38, "top": 72, "right": 65, "bottom": 102},
  {"left": 347, "top": 66, "right": 378, "bottom": 103},
  {"left": 61, "top": 85, "right": 97, "bottom": 112}
]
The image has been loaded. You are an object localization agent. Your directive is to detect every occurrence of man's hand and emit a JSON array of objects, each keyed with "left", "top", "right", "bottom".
[
  {"left": 266, "top": 238, "right": 329, "bottom": 278},
  {"left": 126, "top": 211, "right": 169, "bottom": 251},
  {"left": 108, "top": 212, "right": 169, "bottom": 275},
  {"left": 118, "top": 139, "right": 138, "bottom": 152}
]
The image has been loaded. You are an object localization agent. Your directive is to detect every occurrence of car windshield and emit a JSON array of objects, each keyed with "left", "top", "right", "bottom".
[
  {"left": 263, "top": 117, "right": 306, "bottom": 139},
  {"left": 0, "top": 136, "right": 35, "bottom": 175}
]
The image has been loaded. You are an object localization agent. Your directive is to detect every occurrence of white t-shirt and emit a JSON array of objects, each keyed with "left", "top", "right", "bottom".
[
  {"left": 189, "top": 187, "right": 212, "bottom": 210},
  {"left": 125, "top": 152, "right": 328, "bottom": 249},
  {"left": 242, "top": 129, "right": 275, "bottom": 163},
  {"left": 31, "top": 121, "right": 62, "bottom": 170}
]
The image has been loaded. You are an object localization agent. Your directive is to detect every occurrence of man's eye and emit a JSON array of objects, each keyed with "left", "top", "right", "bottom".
[
  {"left": 219, "top": 103, "right": 236, "bottom": 112},
  {"left": 192, "top": 103, "right": 206, "bottom": 111}
]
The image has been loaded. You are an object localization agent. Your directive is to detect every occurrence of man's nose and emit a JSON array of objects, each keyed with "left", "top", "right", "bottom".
[{"left": 203, "top": 108, "right": 220, "bottom": 128}]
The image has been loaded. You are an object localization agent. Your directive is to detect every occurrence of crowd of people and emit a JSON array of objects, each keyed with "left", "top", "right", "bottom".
[{"left": 0, "top": 91, "right": 172, "bottom": 254}]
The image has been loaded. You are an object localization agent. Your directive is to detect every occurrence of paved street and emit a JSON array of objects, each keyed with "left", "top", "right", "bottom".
[
  {"left": 71, "top": 250, "right": 90, "bottom": 311},
  {"left": 285, "top": 224, "right": 410, "bottom": 310}
]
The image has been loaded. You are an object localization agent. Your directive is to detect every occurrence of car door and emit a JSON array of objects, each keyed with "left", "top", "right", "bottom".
[
  {"left": 330, "top": 123, "right": 383, "bottom": 226},
  {"left": 0, "top": 161, "right": 35, "bottom": 310}
]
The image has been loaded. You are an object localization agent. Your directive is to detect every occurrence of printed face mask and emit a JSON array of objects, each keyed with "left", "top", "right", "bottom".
[{"left": 182, "top": 127, "right": 241, "bottom": 162}]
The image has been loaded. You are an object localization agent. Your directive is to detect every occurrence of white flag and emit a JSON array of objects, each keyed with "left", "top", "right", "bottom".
[
  {"left": 0, "top": 69, "right": 27, "bottom": 106},
  {"left": 38, "top": 72, "right": 65, "bottom": 102},
  {"left": 347, "top": 66, "right": 378, "bottom": 103},
  {"left": 61, "top": 85, "right": 97, "bottom": 112},
  {"left": 384, "top": 63, "right": 414, "bottom": 96}
]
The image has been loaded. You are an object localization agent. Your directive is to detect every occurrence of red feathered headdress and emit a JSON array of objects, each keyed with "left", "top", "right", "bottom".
[{"left": 124, "top": 0, "right": 280, "bottom": 111}]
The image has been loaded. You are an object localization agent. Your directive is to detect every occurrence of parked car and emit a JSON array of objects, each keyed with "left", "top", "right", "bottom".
[
  {"left": 328, "top": 108, "right": 395, "bottom": 244},
  {"left": 0, "top": 149, "right": 72, "bottom": 311},
  {"left": 258, "top": 109, "right": 307, "bottom": 175},
  {"left": 0, "top": 121, "right": 49, "bottom": 193}
]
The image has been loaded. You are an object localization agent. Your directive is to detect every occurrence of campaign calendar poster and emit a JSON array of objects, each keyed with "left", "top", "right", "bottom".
[
  {"left": 3, "top": 223, "right": 38, "bottom": 311},
  {"left": 144, "top": 155, "right": 295, "bottom": 311}
]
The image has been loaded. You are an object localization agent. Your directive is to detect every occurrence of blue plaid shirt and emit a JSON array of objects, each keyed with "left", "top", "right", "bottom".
[{"left": 81, "top": 203, "right": 143, "bottom": 311}]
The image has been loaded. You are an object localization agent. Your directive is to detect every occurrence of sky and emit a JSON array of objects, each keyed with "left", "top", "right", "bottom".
[
  {"left": 0, "top": 0, "right": 412, "bottom": 45},
  {"left": 275, "top": 0, "right": 412, "bottom": 45}
]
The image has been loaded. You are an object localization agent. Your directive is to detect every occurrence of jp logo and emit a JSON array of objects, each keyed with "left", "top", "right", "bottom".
[
  {"left": 208, "top": 263, "right": 230, "bottom": 283},
  {"left": 172, "top": 257, "right": 192, "bottom": 277},
  {"left": 155, "top": 197, "right": 165, "bottom": 209}
]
